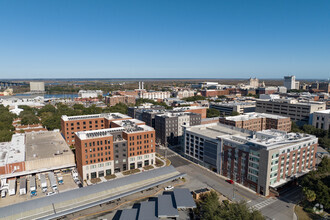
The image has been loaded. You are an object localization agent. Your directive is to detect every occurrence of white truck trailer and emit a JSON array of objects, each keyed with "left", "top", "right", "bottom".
[
  {"left": 40, "top": 174, "right": 48, "bottom": 193},
  {"left": 8, "top": 179, "right": 16, "bottom": 196},
  {"left": 19, "top": 177, "right": 27, "bottom": 195},
  {"left": 29, "top": 176, "right": 37, "bottom": 197},
  {"left": 48, "top": 172, "right": 57, "bottom": 191}
]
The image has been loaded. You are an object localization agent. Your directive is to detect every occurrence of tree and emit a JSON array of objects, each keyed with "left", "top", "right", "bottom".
[
  {"left": 182, "top": 95, "right": 206, "bottom": 102},
  {"left": 303, "top": 188, "right": 316, "bottom": 202},
  {"left": 195, "top": 191, "right": 265, "bottom": 220},
  {"left": 207, "top": 108, "right": 220, "bottom": 118},
  {"left": 230, "top": 111, "right": 240, "bottom": 116}
]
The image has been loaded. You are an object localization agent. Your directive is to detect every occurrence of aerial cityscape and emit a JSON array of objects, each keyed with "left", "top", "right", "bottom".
[{"left": 0, "top": 1, "right": 329, "bottom": 220}]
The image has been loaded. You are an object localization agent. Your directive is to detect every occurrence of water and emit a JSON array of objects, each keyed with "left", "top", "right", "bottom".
[{"left": 15, "top": 93, "right": 79, "bottom": 99}]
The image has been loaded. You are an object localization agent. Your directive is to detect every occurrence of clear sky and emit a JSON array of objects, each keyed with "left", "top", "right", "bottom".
[{"left": 0, "top": 0, "right": 329, "bottom": 79}]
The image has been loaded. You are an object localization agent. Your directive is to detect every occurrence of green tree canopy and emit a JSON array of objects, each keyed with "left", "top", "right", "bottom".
[
  {"left": 195, "top": 191, "right": 265, "bottom": 220},
  {"left": 207, "top": 108, "right": 220, "bottom": 118}
]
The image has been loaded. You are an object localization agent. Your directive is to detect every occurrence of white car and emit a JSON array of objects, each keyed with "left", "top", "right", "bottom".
[
  {"left": 46, "top": 191, "right": 58, "bottom": 196},
  {"left": 164, "top": 185, "right": 174, "bottom": 191}
]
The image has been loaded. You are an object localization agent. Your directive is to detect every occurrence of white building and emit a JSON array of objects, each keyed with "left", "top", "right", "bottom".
[
  {"left": 311, "top": 110, "right": 330, "bottom": 130},
  {"left": 139, "top": 91, "right": 171, "bottom": 100},
  {"left": 0, "top": 96, "right": 45, "bottom": 108},
  {"left": 30, "top": 82, "right": 45, "bottom": 93},
  {"left": 78, "top": 90, "right": 103, "bottom": 98}
]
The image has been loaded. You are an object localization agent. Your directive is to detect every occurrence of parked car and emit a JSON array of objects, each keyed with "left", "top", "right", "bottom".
[
  {"left": 164, "top": 185, "right": 174, "bottom": 191},
  {"left": 46, "top": 191, "right": 58, "bottom": 196},
  {"left": 226, "top": 179, "right": 234, "bottom": 184}
]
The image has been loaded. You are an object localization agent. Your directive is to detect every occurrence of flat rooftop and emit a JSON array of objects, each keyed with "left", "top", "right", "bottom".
[
  {"left": 76, "top": 127, "right": 125, "bottom": 140},
  {"left": 314, "top": 109, "right": 330, "bottom": 114},
  {"left": 25, "top": 131, "right": 73, "bottom": 161},
  {"left": 0, "top": 134, "right": 25, "bottom": 167},
  {"left": 224, "top": 112, "right": 288, "bottom": 121},
  {"left": 186, "top": 123, "right": 249, "bottom": 139},
  {"left": 225, "top": 129, "right": 317, "bottom": 150},
  {"left": 61, "top": 113, "right": 131, "bottom": 121},
  {"left": 111, "top": 119, "right": 146, "bottom": 127},
  {"left": 211, "top": 101, "right": 256, "bottom": 107}
]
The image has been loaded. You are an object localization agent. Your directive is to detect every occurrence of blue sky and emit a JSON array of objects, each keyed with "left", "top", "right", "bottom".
[{"left": 0, "top": 0, "right": 329, "bottom": 79}]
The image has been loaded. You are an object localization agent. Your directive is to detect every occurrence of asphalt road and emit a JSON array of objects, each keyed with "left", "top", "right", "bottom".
[{"left": 158, "top": 147, "right": 300, "bottom": 220}]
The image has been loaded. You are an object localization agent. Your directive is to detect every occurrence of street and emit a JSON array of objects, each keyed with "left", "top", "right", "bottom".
[{"left": 158, "top": 147, "right": 301, "bottom": 220}]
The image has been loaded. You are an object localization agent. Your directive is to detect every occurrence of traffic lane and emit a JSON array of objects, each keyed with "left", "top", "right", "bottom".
[
  {"left": 260, "top": 200, "right": 294, "bottom": 220},
  {"left": 175, "top": 161, "right": 260, "bottom": 202},
  {"left": 163, "top": 149, "right": 260, "bottom": 201}
]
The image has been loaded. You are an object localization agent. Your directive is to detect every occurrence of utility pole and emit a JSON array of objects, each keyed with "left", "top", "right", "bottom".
[
  {"left": 233, "top": 173, "right": 236, "bottom": 200},
  {"left": 165, "top": 141, "right": 168, "bottom": 160}
]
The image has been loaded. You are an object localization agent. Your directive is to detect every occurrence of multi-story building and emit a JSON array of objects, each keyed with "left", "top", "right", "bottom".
[
  {"left": 200, "top": 89, "right": 230, "bottom": 97},
  {"left": 61, "top": 113, "right": 132, "bottom": 144},
  {"left": 172, "top": 89, "right": 195, "bottom": 99},
  {"left": 284, "top": 75, "right": 296, "bottom": 90},
  {"left": 30, "top": 82, "right": 45, "bottom": 93},
  {"left": 74, "top": 120, "right": 155, "bottom": 181},
  {"left": 256, "top": 99, "right": 326, "bottom": 125},
  {"left": 210, "top": 102, "right": 256, "bottom": 116},
  {"left": 219, "top": 112, "right": 291, "bottom": 132},
  {"left": 78, "top": 90, "right": 103, "bottom": 98},
  {"left": 173, "top": 106, "right": 207, "bottom": 119},
  {"left": 184, "top": 123, "right": 318, "bottom": 196},
  {"left": 311, "top": 110, "right": 330, "bottom": 130},
  {"left": 249, "top": 77, "right": 259, "bottom": 88},
  {"left": 319, "top": 82, "right": 330, "bottom": 93},
  {"left": 105, "top": 95, "right": 136, "bottom": 106},
  {"left": 0, "top": 131, "right": 75, "bottom": 179},
  {"left": 138, "top": 91, "right": 171, "bottom": 99},
  {"left": 155, "top": 112, "right": 201, "bottom": 146}
]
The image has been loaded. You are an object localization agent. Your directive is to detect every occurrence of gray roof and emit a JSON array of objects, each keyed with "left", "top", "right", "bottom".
[
  {"left": 119, "top": 208, "right": 138, "bottom": 220},
  {"left": 0, "top": 166, "right": 181, "bottom": 219},
  {"left": 138, "top": 201, "right": 157, "bottom": 220},
  {"left": 173, "top": 188, "right": 196, "bottom": 209},
  {"left": 157, "top": 194, "right": 179, "bottom": 218}
]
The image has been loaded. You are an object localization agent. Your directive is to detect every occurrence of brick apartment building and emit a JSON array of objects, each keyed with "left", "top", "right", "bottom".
[
  {"left": 61, "top": 113, "right": 132, "bottom": 145},
  {"left": 105, "top": 95, "right": 136, "bottom": 107},
  {"left": 219, "top": 112, "right": 291, "bottom": 132},
  {"left": 184, "top": 123, "right": 318, "bottom": 196},
  {"left": 201, "top": 89, "right": 230, "bottom": 97},
  {"left": 74, "top": 120, "right": 155, "bottom": 181}
]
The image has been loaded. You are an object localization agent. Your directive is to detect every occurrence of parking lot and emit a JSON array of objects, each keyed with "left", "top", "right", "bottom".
[{"left": 0, "top": 170, "right": 79, "bottom": 208}]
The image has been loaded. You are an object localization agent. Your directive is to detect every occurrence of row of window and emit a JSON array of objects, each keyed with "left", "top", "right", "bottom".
[{"left": 67, "top": 120, "right": 104, "bottom": 126}]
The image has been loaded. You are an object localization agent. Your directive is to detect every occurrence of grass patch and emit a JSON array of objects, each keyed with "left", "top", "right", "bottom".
[
  {"left": 90, "top": 178, "right": 101, "bottom": 184},
  {"left": 122, "top": 169, "right": 140, "bottom": 175},
  {"left": 295, "top": 205, "right": 314, "bottom": 220},
  {"left": 156, "top": 158, "right": 164, "bottom": 167},
  {"left": 104, "top": 174, "right": 116, "bottom": 180},
  {"left": 143, "top": 165, "right": 154, "bottom": 170},
  {"left": 156, "top": 153, "right": 162, "bottom": 157}
]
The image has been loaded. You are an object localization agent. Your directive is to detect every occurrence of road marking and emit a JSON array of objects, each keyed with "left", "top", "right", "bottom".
[{"left": 250, "top": 198, "right": 277, "bottom": 211}]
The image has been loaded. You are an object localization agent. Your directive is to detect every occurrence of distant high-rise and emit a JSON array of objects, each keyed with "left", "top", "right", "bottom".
[
  {"left": 29, "top": 82, "right": 45, "bottom": 93},
  {"left": 249, "top": 77, "right": 259, "bottom": 88},
  {"left": 283, "top": 75, "right": 296, "bottom": 90}
]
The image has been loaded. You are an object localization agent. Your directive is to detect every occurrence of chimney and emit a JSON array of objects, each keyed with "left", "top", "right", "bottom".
[{"left": 138, "top": 82, "right": 141, "bottom": 90}]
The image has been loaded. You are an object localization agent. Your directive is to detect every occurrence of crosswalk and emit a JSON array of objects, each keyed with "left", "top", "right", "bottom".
[{"left": 249, "top": 197, "right": 277, "bottom": 211}]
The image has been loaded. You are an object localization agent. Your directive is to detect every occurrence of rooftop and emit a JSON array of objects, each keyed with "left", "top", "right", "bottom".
[
  {"left": 224, "top": 112, "right": 288, "bottom": 121},
  {"left": 211, "top": 101, "right": 256, "bottom": 107},
  {"left": 0, "top": 134, "right": 25, "bottom": 167},
  {"left": 75, "top": 127, "right": 125, "bottom": 140},
  {"left": 61, "top": 113, "right": 131, "bottom": 121},
  {"left": 186, "top": 123, "right": 250, "bottom": 139},
  {"left": 111, "top": 119, "right": 145, "bottom": 127},
  {"left": 225, "top": 129, "right": 317, "bottom": 150},
  {"left": 314, "top": 109, "right": 330, "bottom": 114},
  {"left": 25, "top": 131, "right": 73, "bottom": 161}
]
